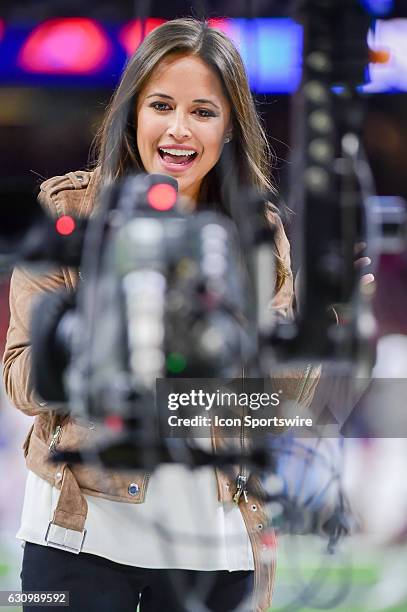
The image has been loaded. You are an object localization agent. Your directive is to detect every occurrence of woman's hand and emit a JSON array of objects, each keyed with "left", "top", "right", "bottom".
[{"left": 354, "top": 242, "right": 375, "bottom": 286}]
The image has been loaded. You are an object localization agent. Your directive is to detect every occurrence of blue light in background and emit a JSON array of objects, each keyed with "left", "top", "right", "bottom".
[
  {"left": 360, "top": 0, "right": 394, "bottom": 16},
  {"left": 0, "top": 16, "right": 406, "bottom": 94},
  {"left": 0, "top": 18, "right": 303, "bottom": 93},
  {"left": 251, "top": 19, "right": 302, "bottom": 93},
  {"left": 226, "top": 19, "right": 302, "bottom": 93}
]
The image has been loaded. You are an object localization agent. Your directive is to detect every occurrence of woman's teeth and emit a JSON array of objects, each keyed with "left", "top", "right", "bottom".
[
  {"left": 158, "top": 148, "right": 197, "bottom": 165},
  {"left": 159, "top": 148, "right": 196, "bottom": 156}
]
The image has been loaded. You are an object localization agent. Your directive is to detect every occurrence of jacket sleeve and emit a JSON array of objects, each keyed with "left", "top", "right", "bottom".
[
  {"left": 3, "top": 265, "right": 67, "bottom": 417},
  {"left": 2, "top": 191, "right": 67, "bottom": 417},
  {"left": 267, "top": 210, "right": 295, "bottom": 319}
]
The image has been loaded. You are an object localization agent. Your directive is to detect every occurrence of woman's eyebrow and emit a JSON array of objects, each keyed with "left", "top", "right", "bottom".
[
  {"left": 145, "top": 92, "right": 220, "bottom": 110},
  {"left": 194, "top": 98, "right": 221, "bottom": 110},
  {"left": 146, "top": 93, "right": 173, "bottom": 100}
]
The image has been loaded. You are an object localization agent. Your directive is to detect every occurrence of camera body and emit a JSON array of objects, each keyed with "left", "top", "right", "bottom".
[{"left": 30, "top": 174, "right": 254, "bottom": 424}]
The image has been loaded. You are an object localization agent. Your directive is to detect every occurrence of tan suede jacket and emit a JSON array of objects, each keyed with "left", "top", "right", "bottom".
[{"left": 3, "top": 170, "right": 319, "bottom": 611}]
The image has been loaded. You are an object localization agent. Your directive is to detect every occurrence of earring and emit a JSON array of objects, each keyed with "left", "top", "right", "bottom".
[{"left": 224, "top": 133, "right": 232, "bottom": 144}]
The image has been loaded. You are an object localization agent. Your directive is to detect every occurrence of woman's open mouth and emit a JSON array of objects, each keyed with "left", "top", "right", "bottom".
[{"left": 157, "top": 147, "right": 198, "bottom": 170}]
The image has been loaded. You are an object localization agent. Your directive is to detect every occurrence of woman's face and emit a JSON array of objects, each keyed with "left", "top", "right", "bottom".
[{"left": 136, "top": 53, "right": 231, "bottom": 203}]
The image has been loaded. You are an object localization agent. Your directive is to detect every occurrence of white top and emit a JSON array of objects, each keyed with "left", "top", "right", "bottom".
[{"left": 17, "top": 467, "right": 254, "bottom": 572}]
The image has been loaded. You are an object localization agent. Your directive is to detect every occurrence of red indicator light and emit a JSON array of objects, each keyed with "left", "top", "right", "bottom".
[
  {"left": 147, "top": 184, "right": 177, "bottom": 211},
  {"left": 261, "top": 530, "right": 277, "bottom": 549},
  {"left": 119, "top": 18, "right": 166, "bottom": 55},
  {"left": 56, "top": 215, "right": 76, "bottom": 236},
  {"left": 18, "top": 18, "right": 111, "bottom": 74},
  {"left": 104, "top": 415, "right": 124, "bottom": 432}
]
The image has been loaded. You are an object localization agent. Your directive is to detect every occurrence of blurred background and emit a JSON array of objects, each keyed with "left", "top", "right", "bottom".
[{"left": 1, "top": 1, "right": 407, "bottom": 610}]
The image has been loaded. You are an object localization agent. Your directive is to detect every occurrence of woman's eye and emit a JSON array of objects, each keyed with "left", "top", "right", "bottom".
[
  {"left": 150, "top": 102, "right": 171, "bottom": 111},
  {"left": 195, "top": 108, "right": 216, "bottom": 118}
]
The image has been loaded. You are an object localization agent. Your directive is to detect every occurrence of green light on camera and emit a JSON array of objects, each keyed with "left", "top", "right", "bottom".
[{"left": 167, "top": 352, "right": 187, "bottom": 373}]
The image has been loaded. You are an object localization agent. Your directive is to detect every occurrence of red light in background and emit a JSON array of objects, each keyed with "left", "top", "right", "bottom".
[
  {"left": 119, "top": 18, "right": 165, "bottom": 55},
  {"left": 56, "top": 215, "right": 76, "bottom": 236},
  {"left": 0, "top": 20, "right": 5, "bottom": 43},
  {"left": 147, "top": 184, "right": 177, "bottom": 211},
  {"left": 208, "top": 18, "right": 231, "bottom": 34},
  {"left": 18, "top": 18, "right": 111, "bottom": 74}
]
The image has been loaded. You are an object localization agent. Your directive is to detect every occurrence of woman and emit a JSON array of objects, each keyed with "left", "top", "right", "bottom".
[{"left": 3, "top": 18, "right": 317, "bottom": 612}]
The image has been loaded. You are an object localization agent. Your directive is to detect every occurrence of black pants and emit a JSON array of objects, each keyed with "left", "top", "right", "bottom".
[{"left": 22, "top": 542, "right": 254, "bottom": 612}]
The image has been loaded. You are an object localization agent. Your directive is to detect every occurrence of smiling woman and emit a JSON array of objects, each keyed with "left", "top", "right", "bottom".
[
  {"left": 92, "top": 17, "right": 279, "bottom": 222},
  {"left": 3, "top": 17, "right": 299, "bottom": 612},
  {"left": 136, "top": 53, "right": 232, "bottom": 202}
]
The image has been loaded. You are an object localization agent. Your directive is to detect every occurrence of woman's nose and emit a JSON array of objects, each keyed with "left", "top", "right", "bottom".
[{"left": 166, "top": 110, "right": 191, "bottom": 139}]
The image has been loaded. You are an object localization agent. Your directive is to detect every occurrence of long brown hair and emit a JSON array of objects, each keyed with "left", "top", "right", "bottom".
[{"left": 91, "top": 17, "right": 286, "bottom": 288}]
